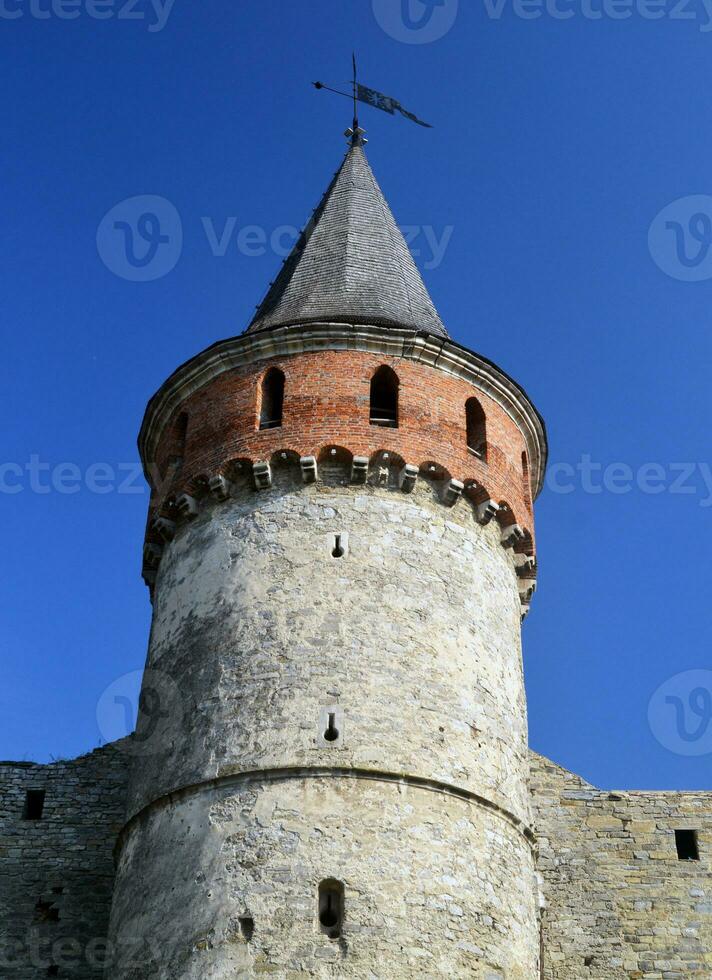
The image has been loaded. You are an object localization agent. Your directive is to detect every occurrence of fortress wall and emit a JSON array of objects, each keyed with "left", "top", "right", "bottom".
[
  {"left": 0, "top": 744, "right": 129, "bottom": 979},
  {"left": 530, "top": 752, "right": 712, "bottom": 979}
]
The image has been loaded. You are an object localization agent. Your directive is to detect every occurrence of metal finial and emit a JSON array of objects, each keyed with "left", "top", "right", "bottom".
[{"left": 345, "top": 125, "right": 368, "bottom": 147}]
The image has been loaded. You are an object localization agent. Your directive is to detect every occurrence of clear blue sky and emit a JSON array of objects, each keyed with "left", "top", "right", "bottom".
[{"left": 2, "top": 0, "right": 711, "bottom": 790}]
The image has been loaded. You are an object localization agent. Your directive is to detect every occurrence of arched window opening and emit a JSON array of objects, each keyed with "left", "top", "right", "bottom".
[
  {"left": 466, "top": 398, "right": 487, "bottom": 460},
  {"left": 370, "top": 366, "right": 399, "bottom": 428},
  {"left": 260, "top": 368, "right": 285, "bottom": 430},
  {"left": 318, "top": 879, "right": 344, "bottom": 939},
  {"left": 175, "top": 412, "right": 188, "bottom": 450},
  {"left": 166, "top": 412, "right": 189, "bottom": 471}
]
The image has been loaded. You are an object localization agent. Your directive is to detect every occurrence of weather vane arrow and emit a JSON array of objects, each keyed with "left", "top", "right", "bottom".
[{"left": 313, "top": 54, "right": 433, "bottom": 144}]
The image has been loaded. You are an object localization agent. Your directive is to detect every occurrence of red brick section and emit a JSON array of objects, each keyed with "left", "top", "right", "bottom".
[{"left": 145, "top": 349, "right": 536, "bottom": 554}]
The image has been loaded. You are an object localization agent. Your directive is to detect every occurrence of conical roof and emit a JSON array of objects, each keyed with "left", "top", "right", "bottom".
[{"left": 246, "top": 144, "right": 447, "bottom": 338}]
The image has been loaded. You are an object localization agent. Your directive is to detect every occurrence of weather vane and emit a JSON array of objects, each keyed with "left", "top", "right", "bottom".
[{"left": 313, "top": 54, "right": 432, "bottom": 145}]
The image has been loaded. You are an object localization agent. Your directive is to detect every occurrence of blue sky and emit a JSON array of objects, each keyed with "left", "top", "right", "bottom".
[{"left": 2, "top": 0, "right": 711, "bottom": 789}]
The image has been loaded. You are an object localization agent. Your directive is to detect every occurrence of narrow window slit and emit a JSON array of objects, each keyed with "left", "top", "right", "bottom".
[
  {"left": 324, "top": 713, "right": 339, "bottom": 742},
  {"left": 466, "top": 397, "right": 487, "bottom": 460},
  {"left": 332, "top": 534, "right": 345, "bottom": 559},
  {"left": 370, "top": 366, "right": 399, "bottom": 428},
  {"left": 239, "top": 916, "right": 254, "bottom": 941},
  {"left": 318, "top": 879, "right": 344, "bottom": 939},
  {"left": 259, "top": 368, "right": 285, "bottom": 430}
]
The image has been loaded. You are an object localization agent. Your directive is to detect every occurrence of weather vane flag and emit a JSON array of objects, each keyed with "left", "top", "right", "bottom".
[{"left": 313, "top": 54, "right": 433, "bottom": 134}]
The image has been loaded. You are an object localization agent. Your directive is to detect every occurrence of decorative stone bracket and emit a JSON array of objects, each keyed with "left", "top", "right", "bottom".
[
  {"left": 300, "top": 456, "right": 318, "bottom": 484},
  {"left": 253, "top": 461, "right": 272, "bottom": 490}
]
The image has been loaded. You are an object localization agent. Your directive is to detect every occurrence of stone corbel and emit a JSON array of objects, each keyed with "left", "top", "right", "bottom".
[
  {"left": 476, "top": 500, "right": 500, "bottom": 525},
  {"left": 300, "top": 456, "right": 318, "bottom": 484},
  {"left": 253, "top": 461, "right": 272, "bottom": 490},
  {"left": 518, "top": 578, "right": 537, "bottom": 604},
  {"left": 209, "top": 474, "right": 231, "bottom": 502},
  {"left": 351, "top": 456, "right": 369, "bottom": 484},
  {"left": 143, "top": 542, "right": 163, "bottom": 569},
  {"left": 153, "top": 517, "right": 176, "bottom": 542},
  {"left": 399, "top": 463, "right": 419, "bottom": 494},
  {"left": 176, "top": 494, "right": 199, "bottom": 520},
  {"left": 514, "top": 554, "right": 536, "bottom": 575},
  {"left": 444, "top": 478, "right": 464, "bottom": 506},
  {"left": 501, "top": 524, "right": 526, "bottom": 548}
]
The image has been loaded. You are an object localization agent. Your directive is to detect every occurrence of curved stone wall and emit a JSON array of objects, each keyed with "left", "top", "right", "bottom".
[
  {"left": 108, "top": 776, "right": 538, "bottom": 979},
  {"left": 128, "top": 472, "right": 531, "bottom": 825},
  {"left": 109, "top": 467, "right": 538, "bottom": 976}
]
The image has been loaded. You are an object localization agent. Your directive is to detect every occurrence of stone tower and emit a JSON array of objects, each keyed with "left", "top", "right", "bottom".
[{"left": 106, "top": 135, "right": 547, "bottom": 978}]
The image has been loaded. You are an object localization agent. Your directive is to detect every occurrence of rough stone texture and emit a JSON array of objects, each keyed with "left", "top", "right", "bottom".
[
  {"left": 108, "top": 776, "right": 537, "bottom": 979},
  {"left": 107, "top": 467, "right": 538, "bottom": 977},
  {"left": 531, "top": 752, "right": 712, "bottom": 979},
  {"left": 0, "top": 744, "right": 130, "bottom": 978},
  {"left": 130, "top": 467, "right": 531, "bottom": 823}
]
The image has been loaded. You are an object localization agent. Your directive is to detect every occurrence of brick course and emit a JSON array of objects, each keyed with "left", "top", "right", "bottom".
[{"left": 149, "top": 349, "right": 536, "bottom": 555}]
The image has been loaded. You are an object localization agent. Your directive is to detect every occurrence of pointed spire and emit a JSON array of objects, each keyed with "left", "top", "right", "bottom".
[{"left": 246, "top": 144, "right": 448, "bottom": 338}]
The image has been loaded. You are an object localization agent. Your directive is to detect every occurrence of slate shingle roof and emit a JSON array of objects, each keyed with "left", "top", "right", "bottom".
[{"left": 246, "top": 145, "right": 448, "bottom": 338}]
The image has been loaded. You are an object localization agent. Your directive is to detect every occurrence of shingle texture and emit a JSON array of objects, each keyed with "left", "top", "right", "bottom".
[{"left": 246, "top": 145, "right": 448, "bottom": 338}]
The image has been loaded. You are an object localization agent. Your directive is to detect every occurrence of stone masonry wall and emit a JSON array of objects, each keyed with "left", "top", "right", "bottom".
[
  {"left": 0, "top": 743, "right": 129, "bottom": 979},
  {"left": 108, "top": 775, "right": 538, "bottom": 980},
  {"left": 128, "top": 465, "right": 532, "bottom": 824},
  {"left": 107, "top": 463, "right": 539, "bottom": 977},
  {"left": 531, "top": 752, "right": 712, "bottom": 979}
]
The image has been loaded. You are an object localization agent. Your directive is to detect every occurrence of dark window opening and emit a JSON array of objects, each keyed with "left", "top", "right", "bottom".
[
  {"left": 370, "top": 366, "right": 399, "bottom": 428},
  {"left": 324, "top": 712, "right": 340, "bottom": 742},
  {"left": 239, "top": 916, "right": 254, "bottom": 941},
  {"left": 260, "top": 368, "right": 285, "bottom": 430},
  {"left": 522, "top": 451, "right": 532, "bottom": 506},
  {"left": 331, "top": 534, "right": 345, "bottom": 559},
  {"left": 318, "top": 879, "right": 344, "bottom": 939},
  {"left": 584, "top": 956, "right": 594, "bottom": 966},
  {"left": 466, "top": 398, "right": 487, "bottom": 460},
  {"left": 47, "top": 967, "right": 59, "bottom": 977},
  {"left": 35, "top": 900, "right": 59, "bottom": 923},
  {"left": 23, "top": 789, "right": 46, "bottom": 821},
  {"left": 675, "top": 829, "right": 700, "bottom": 860},
  {"left": 165, "top": 412, "right": 189, "bottom": 478},
  {"left": 175, "top": 412, "right": 188, "bottom": 452},
  {"left": 51, "top": 887, "right": 63, "bottom": 896}
]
